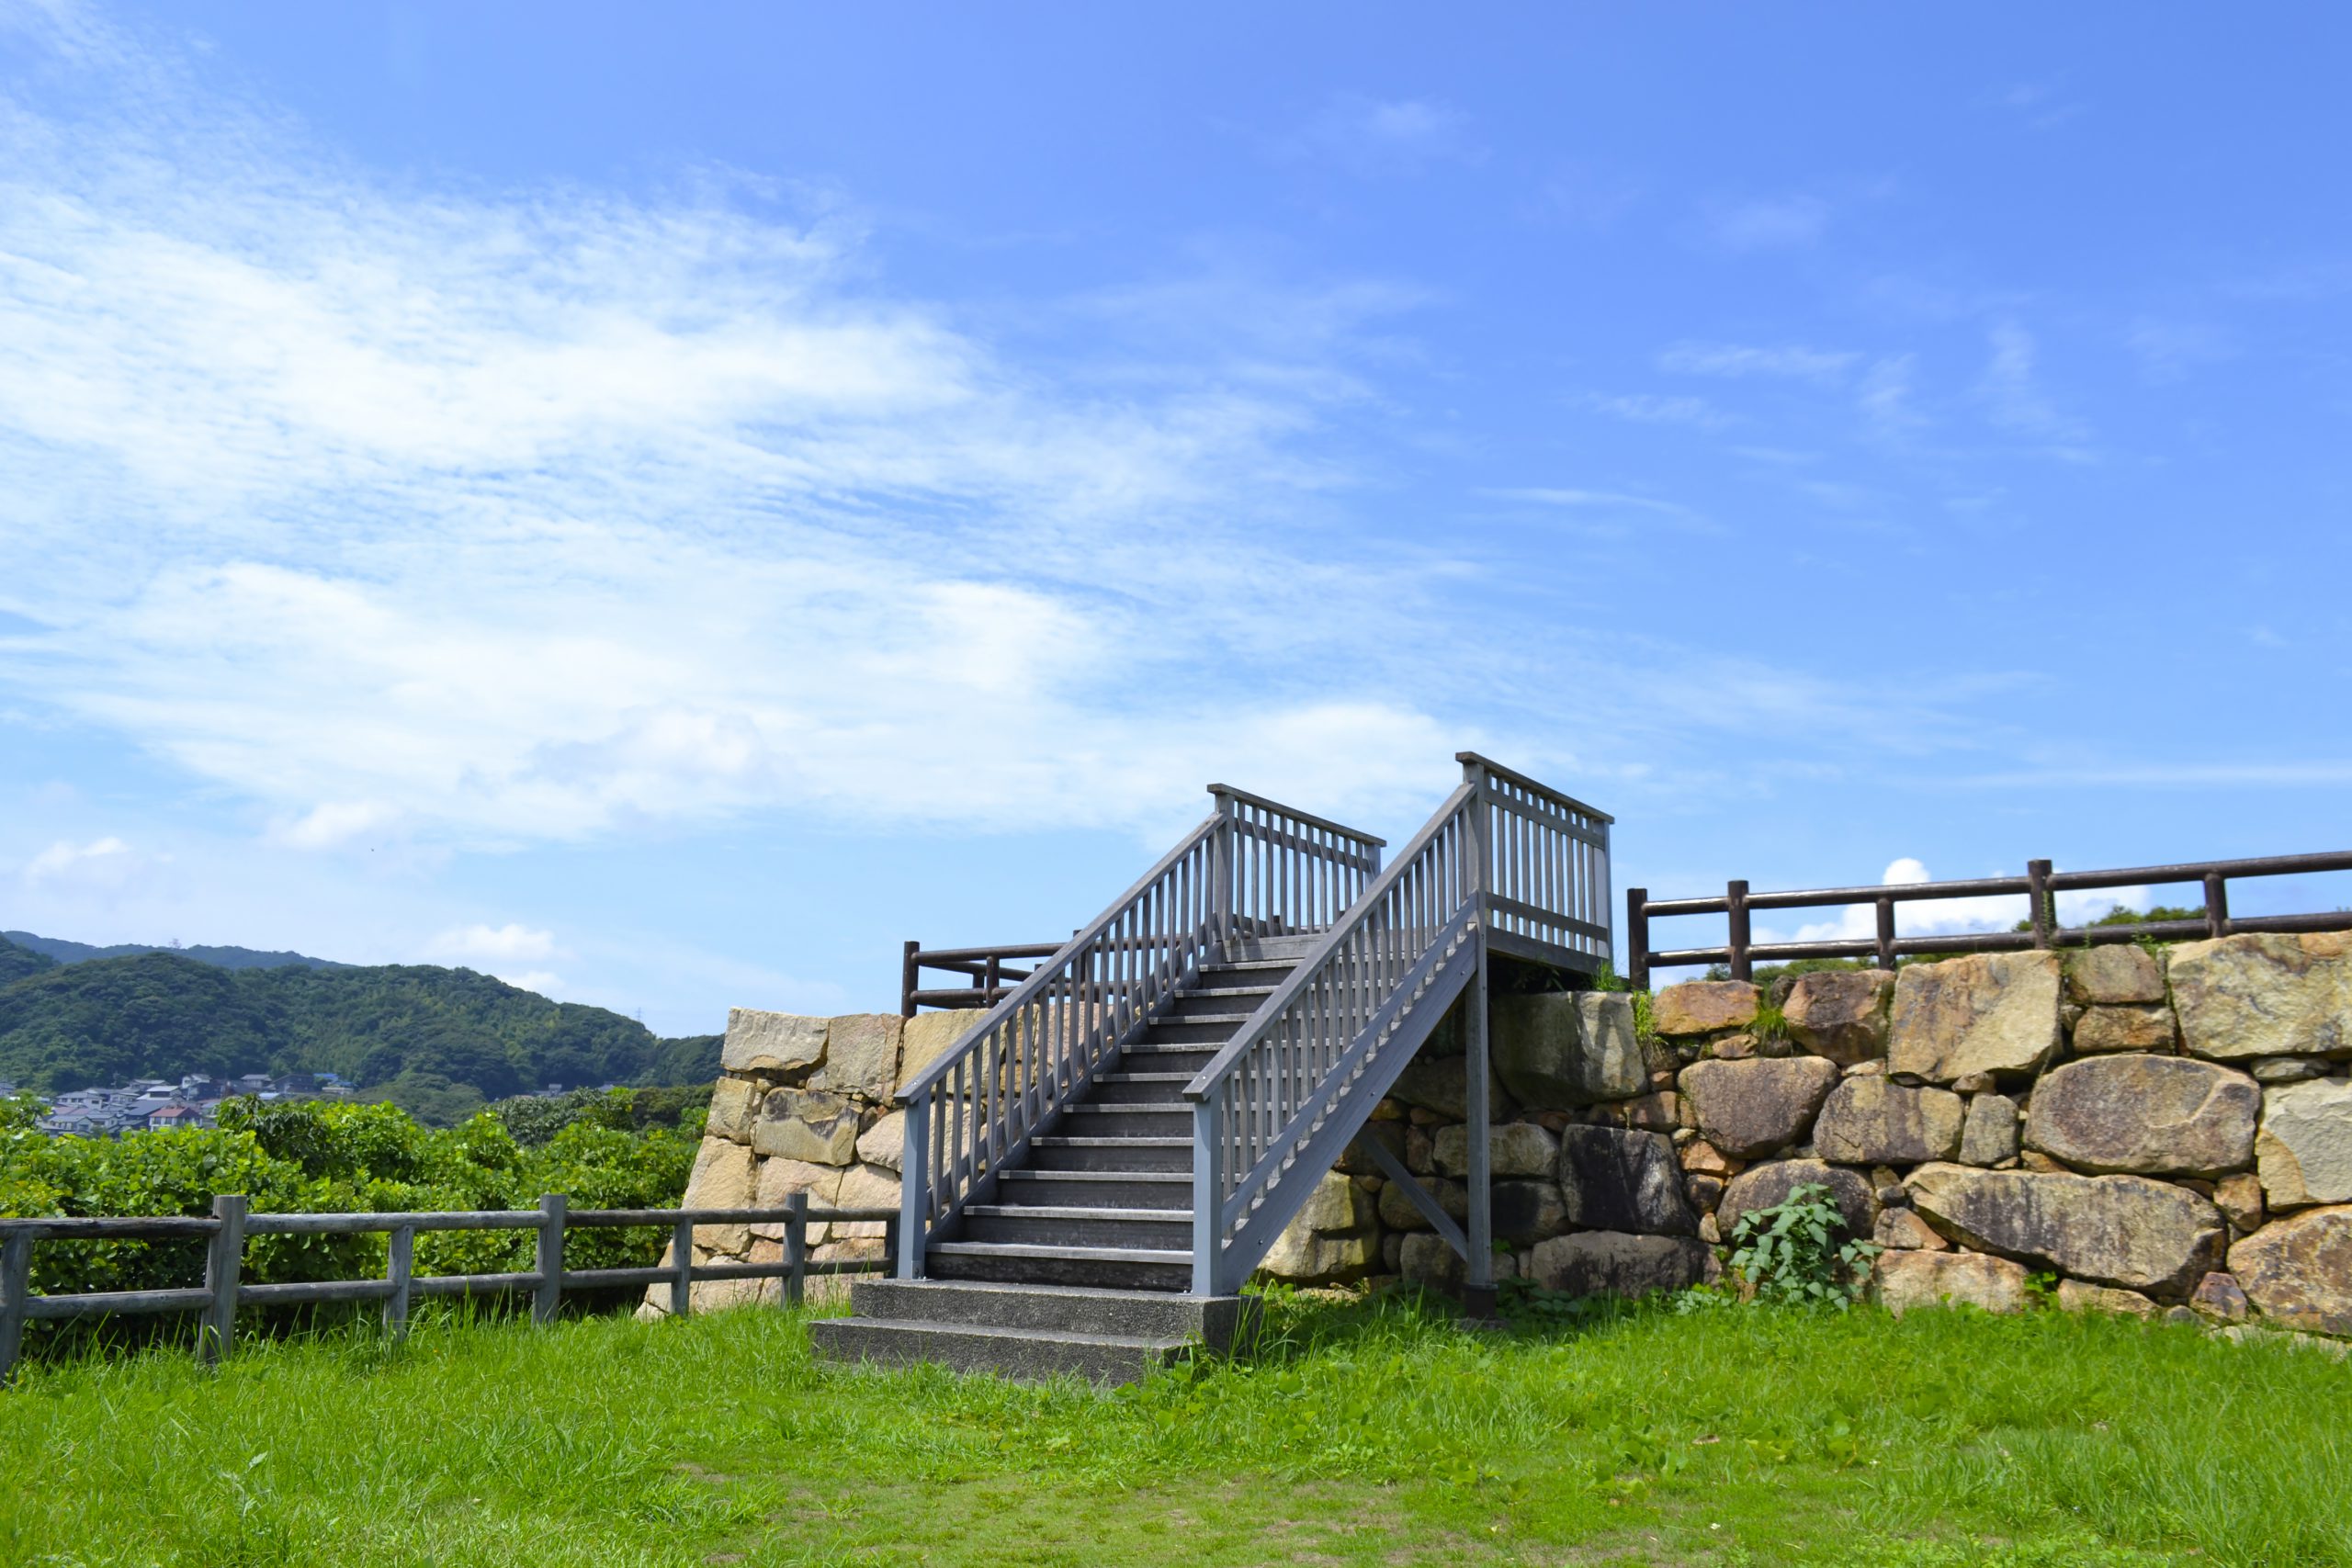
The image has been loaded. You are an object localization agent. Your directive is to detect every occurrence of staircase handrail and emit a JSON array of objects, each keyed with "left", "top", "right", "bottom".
[{"left": 895, "top": 785, "right": 1383, "bottom": 1279}]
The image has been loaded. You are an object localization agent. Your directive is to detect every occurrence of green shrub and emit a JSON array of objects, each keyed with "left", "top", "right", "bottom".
[{"left": 1725, "top": 1182, "right": 1880, "bottom": 1307}]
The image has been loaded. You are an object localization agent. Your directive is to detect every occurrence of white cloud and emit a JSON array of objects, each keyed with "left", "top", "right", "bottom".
[
  {"left": 1704, "top": 196, "right": 1828, "bottom": 252},
  {"left": 1283, "top": 95, "right": 1481, "bottom": 176},
  {"left": 23, "top": 835, "right": 135, "bottom": 887},
  {"left": 1857, "top": 355, "right": 1926, "bottom": 438},
  {"left": 492, "top": 970, "right": 564, "bottom": 998},
  {"left": 428, "top": 923, "right": 563, "bottom": 964},
  {"left": 1761, "top": 857, "right": 2154, "bottom": 947},
  {"left": 1657, "top": 342, "right": 1860, "bottom": 382},
  {"left": 1477, "top": 488, "right": 1719, "bottom": 536},
  {"left": 1977, "top": 321, "right": 2090, "bottom": 453},
  {"left": 1577, "top": 392, "right": 1731, "bottom": 429}
]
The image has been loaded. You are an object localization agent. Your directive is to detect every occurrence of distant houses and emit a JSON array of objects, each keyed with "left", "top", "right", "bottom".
[{"left": 29, "top": 1070, "right": 352, "bottom": 1138}]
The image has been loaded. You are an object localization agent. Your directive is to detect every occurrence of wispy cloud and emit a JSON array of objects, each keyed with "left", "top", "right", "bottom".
[
  {"left": 1977, "top": 321, "right": 2092, "bottom": 455},
  {"left": 1576, "top": 391, "right": 1732, "bottom": 429},
  {"left": 1658, "top": 341, "right": 1861, "bottom": 382},
  {"left": 2124, "top": 317, "right": 2231, "bottom": 384},
  {"left": 1279, "top": 95, "right": 1482, "bottom": 177},
  {"left": 1476, "top": 488, "right": 1720, "bottom": 536},
  {"left": 1702, "top": 195, "right": 1828, "bottom": 252}
]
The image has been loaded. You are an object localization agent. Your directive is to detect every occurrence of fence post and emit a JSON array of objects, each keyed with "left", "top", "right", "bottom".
[
  {"left": 384, "top": 1224, "right": 414, "bottom": 1343},
  {"left": 2027, "top": 861, "right": 2053, "bottom": 948},
  {"left": 1, "top": 1226, "right": 30, "bottom": 1389},
  {"left": 2204, "top": 873, "right": 2230, "bottom": 939},
  {"left": 200, "top": 1194, "right": 247, "bottom": 1368},
  {"left": 785, "top": 1190, "right": 808, "bottom": 1307},
  {"left": 901, "top": 940, "right": 922, "bottom": 1018},
  {"left": 669, "top": 1215, "right": 694, "bottom": 1319},
  {"left": 1875, "top": 897, "right": 1897, "bottom": 972},
  {"left": 533, "top": 1194, "right": 566, "bottom": 1327},
  {"left": 1625, "top": 887, "right": 1649, "bottom": 991},
  {"left": 1725, "top": 880, "right": 1751, "bottom": 982},
  {"left": 898, "top": 1092, "right": 930, "bottom": 1280}
]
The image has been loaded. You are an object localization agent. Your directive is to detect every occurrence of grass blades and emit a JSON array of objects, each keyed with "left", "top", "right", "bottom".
[{"left": 4, "top": 1288, "right": 2346, "bottom": 1566}]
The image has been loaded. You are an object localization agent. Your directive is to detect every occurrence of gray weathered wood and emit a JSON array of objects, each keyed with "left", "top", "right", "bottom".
[
  {"left": 785, "top": 1191, "right": 808, "bottom": 1306},
  {"left": 1355, "top": 1134, "right": 1468, "bottom": 1260},
  {"left": 669, "top": 1216, "right": 694, "bottom": 1318},
  {"left": 200, "top": 1193, "right": 247, "bottom": 1367},
  {"left": 385, "top": 1224, "right": 414, "bottom": 1341},
  {"left": 1, "top": 1226, "right": 31, "bottom": 1388},
  {"left": 532, "top": 1194, "right": 566, "bottom": 1326}
]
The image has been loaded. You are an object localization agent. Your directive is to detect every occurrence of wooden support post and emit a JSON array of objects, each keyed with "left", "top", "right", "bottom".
[
  {"left": 1191, "top": 1099, "right": 1222, "bottom": 1296},
  {"left": 1463, "top": 935, "right": 1497, "bottom": 1321},
  {"left": 669, "top": 1216, "right": 694, "bottom": 1319},
  {"left": 1625, "top": 886, "right": 1649, "bottom": 991},
  {"left": 2027, "top": 861, "right": 2053, "bottom": 949},
  {"left": 901, "top": 940, "right": 921, "bottom": 1018},
  {"left": 200, "top": 1194, "right": 247, "bottom": 1368},
  {"left": 1, "top": 1226, "right": 30, "bottom": 1389},
  {"left": 2204, "top": 873, "right": 2230, "bottom": 939},
  {"left": 897, "top": 1095, "right": 929, "bottom": 1280},
  {"left": 1725, "top": 880, "right": 1751, "bottom": 982},
  {"left": 785, "top": 1190, "right": 808, "bottom": 1307},
  {"left": 1875, "top": 896, "right": 1897, "bottom": 972},
  {"left": 384, "top": 1224, "right": 414, "bottom": 1343},
  {"left": 533, "top": 1194, "right": 566, "bottom": 1327}
]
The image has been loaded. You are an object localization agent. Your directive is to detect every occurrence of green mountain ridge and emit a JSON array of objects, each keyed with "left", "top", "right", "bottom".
[
  {"left": 0, "top": 934, "right": 719, "bottom": 1120},
  {"left": 2, "top": 931, "right": 349, "bottom": 971}
]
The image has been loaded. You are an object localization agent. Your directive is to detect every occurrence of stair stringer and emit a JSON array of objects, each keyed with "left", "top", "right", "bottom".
[{"left": 1204, "top": 905, "right": 1482, "bottom": 1292}]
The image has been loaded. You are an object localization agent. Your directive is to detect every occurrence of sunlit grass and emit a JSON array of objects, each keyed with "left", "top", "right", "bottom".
[{"left": 5, "top": 1288, "right": 2346, "bottom": 1565}]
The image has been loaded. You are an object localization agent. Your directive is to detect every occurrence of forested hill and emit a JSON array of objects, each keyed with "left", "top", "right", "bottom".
[
  {"left": 1, "top": 930, "right": 347, "bottom": 971},
  {"left": 0, "top": 936, "right": 720, "bottom": 1120}
]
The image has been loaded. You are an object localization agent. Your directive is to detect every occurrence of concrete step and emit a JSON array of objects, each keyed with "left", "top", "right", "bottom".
[
  {"left": 808, "top": 1316, "right": 1189, "bottom": 1385},
  {"left": 995, "top": 1170, "right": 1192, "bottom": 1208},
  {"left": 926, "top": 1240, "right": 1192, "bottom": 1291},
  {"left": 1028, "top": 1135, "right": 1190, "bottom": 1173},
  {"left": 960, "top": 1204, "right": 1190, "bottom": 1248},
  {"left": 842, "top": 1278, "right": 1254, "bottom": 1344},
  {"left": 1087, "top": 1072, "right": 1194, "bottom": 1104}
]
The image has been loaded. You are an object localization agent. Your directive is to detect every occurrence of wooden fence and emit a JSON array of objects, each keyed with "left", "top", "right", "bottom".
[
  {"left": 0, "top": 1194, "right": 895, "bottom": 1387},
  {"left": 899, "top": 939, "right": 1061, "bottom": 1015},
  {"left": 1626, "top": 850, "right": 2352, "bottom": 988}
]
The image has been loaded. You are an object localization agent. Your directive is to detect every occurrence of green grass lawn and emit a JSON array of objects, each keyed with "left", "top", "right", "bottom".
[{"left": 5, "top": 1288, "right": 2347, "bottom": 1567}]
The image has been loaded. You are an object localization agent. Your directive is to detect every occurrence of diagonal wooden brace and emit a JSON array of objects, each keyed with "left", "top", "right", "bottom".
[{"left": 1352, "top": 1132, "right": 1470, "bottom": 1262}]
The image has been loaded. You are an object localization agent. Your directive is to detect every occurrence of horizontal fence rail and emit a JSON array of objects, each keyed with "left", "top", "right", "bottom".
[
  {"left": 900, "top": 940, "right": 1063, "bottom": 1016},
  {"left": 1626, "top": 850, "right": 2352, "bottom": 987},
  {"left": 0, "top": 1193, "right": 895, "bottom": 1387},
  {"left": 895, "top": 785, "right": 1384, "bottom": 1278}
]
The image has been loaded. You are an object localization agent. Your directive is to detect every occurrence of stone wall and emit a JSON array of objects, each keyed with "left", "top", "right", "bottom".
[{"left": 659, "top": 932, "right": 2352, "bottom": 1337}]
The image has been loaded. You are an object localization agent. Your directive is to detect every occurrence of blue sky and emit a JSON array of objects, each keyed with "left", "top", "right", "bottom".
[{"left": 3, "top": 2, "right": 2347, "bottom": 1034}]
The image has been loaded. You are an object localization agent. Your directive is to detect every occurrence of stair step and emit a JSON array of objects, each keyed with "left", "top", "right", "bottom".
[
  {"left": 1088, "top": 1073, "right": 1195, "bottom": 1105},
  {"left": 808, "top": 1316, "right": 1189, "bottom": 1385},
  {"left": 1138, "top": 1017, "right": 1252, "bottom": 1045},
  {"left": 842, "top": 1278, "right": 1255, "bottom": 1342},
  {"left": 927, "top": 1240, "right": 1192, "bottom": 1291},
  {"left": 996, "top": 1171, "right": 1192, "bottom": 1207},
  {"left": 1028, "top": 1136, "right": 1191, "bottom": 1173},
  {"left": 960, "top": 1205, "right": 1191, "bottom": 1247},
  {"left": 1058, "top": 1105, "right": 1188, "bottom": 1137}
]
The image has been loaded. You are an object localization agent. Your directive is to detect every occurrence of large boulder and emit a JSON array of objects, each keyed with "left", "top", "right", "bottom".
[
  {"left": 1888, "top": 953, "right": 2064, "bottom": 1083},
  {"left": 2256, "top": 1077, "right": 2352, "bottom": 1209},
  {"left": 1556, "top": 1125, "right": 1694, "bottom": 1235},
  {"left": 1716, "top": 1158, "right": 1877, "bottom": 1245},
  {"left": 1432, "top": 1121, "right": 1558, "bottom": 1179},
  {"left": 2170, "top": 933, "right": 2352, "bottom": 1062},
  {"left": 1653, "top": 981, "right": 1759, "bottom": 1038},
  {"left": 1491, "top": 993, "right": 1644, "bottom": 1105},
  {"left": 721, "top": 1009, "right": 829, "bottom": 1075},
  {"left": 1783, "top": 970, "right": 1895, "bottom": 1065},
  {"left": 1387, "top": 1055, "right": 1475, "bottom": 1118},
  {"left": 1260, "top": 1170, "right": 1378, "bottom": 1284},
  {"left": 895, "top": 1009, "right": 989, "bottom": 1092},
  {"left": 1526, "top": 1231, "right": 1712, "bottom": 1298},
  {"left": 1959, "top": 1093, "right": 2020, "bottom": 1167},
  {"left": 1812, "top": 1078, "right": 1965, "bottom": 1165},
  {"left": 705, "top": 1076, "right": 760, "bottom": 1144},
  {"left": 2065, "top": 944, "right": 2167, "bottom": 1006},
  {"left": 2071, "top": 1005, "right": 2178, "bottom": 1055},
  {"left": 2023, "top": 1055, "right": 2257, "bottom": 1177},
  {"left": 1376, "top": 1174, "right": 1465, "bottom": 1231},
  {"left": 1679, "top": 1056, "right": 1839, "bottom": 1157},
  {"left": 1492, "top": 1179, "right": 1574, "bottom": 1244},
  {"left": 810, "top": 1013, "right": 904, "bottom": 1099},
  {"left": 854, "top": 1111, "right": 907, "bottom": 1172},
  {"left": 1905, "top": 1163, "right": 2225, "bottom": 1294},
  {"left": 1876, "top": 1251, "right": 2030, "bottom": 1316},
  {"left": 751, "top": 1088, "right": 859, "bottom": 1164},
  {"left": 2228, "top": 1207, "right": 2352, "bottom": 1337}
]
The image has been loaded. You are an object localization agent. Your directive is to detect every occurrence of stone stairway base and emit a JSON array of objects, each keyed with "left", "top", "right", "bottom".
[{"left": 809, "top": 1279, "right": 1257, "bottom": 1385}]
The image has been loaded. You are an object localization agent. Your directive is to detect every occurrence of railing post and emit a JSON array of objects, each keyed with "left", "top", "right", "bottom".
[
  {"left": 1, "top": 1226, "right": 31, "bottom": 1389},
  {"left": 897, "top": 1094, "right": 930, "bottom": 1280},
  {"left": 901, "top": 940, "right": 921, "bottom": 1019},
  {"left": 669, "top": 1214, "right": 694, "bottom": 1319},
  {"left": 1875, "top": 896, "right": 1897, "bottom": 972},
  {"left": 1210, "top": 789, "right": 1236, "bottom": 950},
  {"left": 200, "top": 1194, "right": 246, "bottom": 1368},
  {"left": 2204, "top": 873, "right": 2230, "bottom": 940},
  {"left": 1725, "top": 880, "right": 1751, "bottom": 982},
  {"left": 534, "top": 1194, "right": 566, "bottom": 1327},
  {"left": 1459, "top": 756, "right": 1497, "bottom": 1321},
  {"left": 1625, "top": 887, "right": 1649, "bottom": 991},
  {"left": 1191, "top": 1099, "right": 1222, "bottom": 1296},
  {"left": 384, "top": 1224, "right": 414, "bottom": 1343},
  {"left": 785, "top": 1190, "right": 809, "bottom": 1307},
  {"left": 2027, "top": 861, "right": 2053, "bottom": 948}
]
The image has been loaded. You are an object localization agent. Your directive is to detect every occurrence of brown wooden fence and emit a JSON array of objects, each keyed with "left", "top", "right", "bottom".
[
  {"left": 1625, "top": 850, "right": 2352, "bottom": 988},
  {"left": 0, "top": 1194, "right": 894, "bottom": 1387},
  {"left": 899, "top": 939, "right": 1062, "bottom": 1015}
]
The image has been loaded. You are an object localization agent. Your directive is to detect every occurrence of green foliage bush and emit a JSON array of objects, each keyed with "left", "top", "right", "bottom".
[
  {"left": 1725, "top": 1182, "right": 1880, "bottom": 1307},
  {"left": 0, "top": 1098, "right": 700, "bottom": 1348},
  {"left": 488, "top": 1084, "right": 712, "bottom": 1147}
]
